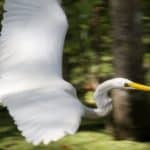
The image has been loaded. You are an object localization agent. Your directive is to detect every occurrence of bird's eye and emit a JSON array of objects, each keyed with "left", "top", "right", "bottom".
[{"left": 124, "top": 83, "right": 129, "bottom": 87}]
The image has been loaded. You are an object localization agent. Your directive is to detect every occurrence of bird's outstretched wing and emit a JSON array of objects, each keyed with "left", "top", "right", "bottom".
[
  {"left": 1, "top": 0, "right": 68, "bottom": 78},
  {"left": 0, "top": 0, "right": 84, "bottom": 144},
  {"left": 3, "top": 84, "right": 83, "bottom": 145}
]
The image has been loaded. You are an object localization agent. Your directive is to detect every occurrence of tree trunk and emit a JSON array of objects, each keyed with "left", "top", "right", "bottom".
[{"left": 109, "top": 0, "right": 149, "bottom": 140}]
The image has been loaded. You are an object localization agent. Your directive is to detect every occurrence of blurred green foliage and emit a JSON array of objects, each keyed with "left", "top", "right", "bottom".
[
  {"left": 62, "top": 0, "right": 150, "bottom": 102},
  {"left": 63, "top": 0, "right": 149, "bottom": 88},
  {"left": 63, "top": 0, "right": 112, "bottom": 86}
]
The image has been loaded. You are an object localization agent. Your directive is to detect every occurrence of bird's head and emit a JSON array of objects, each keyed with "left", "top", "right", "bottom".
[
  {"left": 94, "top": 78, "right": 150, "bottom": 112},
  {"left": 94, "top": 78, "right": 150, "bottom": 99},
  {"left": 109, "top": 78, "right": 150, "bottom": 91}
]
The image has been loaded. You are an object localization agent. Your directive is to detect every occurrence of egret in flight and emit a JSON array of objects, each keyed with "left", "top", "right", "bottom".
[{"left": 0, "top": 0, "right": 150, "bottom": 145}]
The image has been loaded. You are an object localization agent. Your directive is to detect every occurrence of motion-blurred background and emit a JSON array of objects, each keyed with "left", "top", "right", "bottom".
[
  {"left": 63, "top": 0, "right": 150, "bottom": 142},
  {"left": 0, "top": 0, "right": 150, "bottom": 149}
]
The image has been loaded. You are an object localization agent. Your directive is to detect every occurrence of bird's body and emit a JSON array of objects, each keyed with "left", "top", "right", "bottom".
[{"left": 0, "top": 0, "right": 149, "bottom": 145}]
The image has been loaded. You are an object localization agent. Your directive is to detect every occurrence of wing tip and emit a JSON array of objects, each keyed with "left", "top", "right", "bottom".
[{"left": 21, "top": 129, "right": 76, "bottom": 145}]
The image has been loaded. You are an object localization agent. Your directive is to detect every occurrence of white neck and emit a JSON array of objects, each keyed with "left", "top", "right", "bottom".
[{"left": 83, "top": 80, "right": 113, "bottom": 119}]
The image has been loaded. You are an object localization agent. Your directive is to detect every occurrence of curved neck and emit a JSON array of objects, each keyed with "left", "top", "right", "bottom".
[
  {"left": 82, "top": 81, "right": 113, "bottom": 119},
  {"left": 83, "top": 104, "right": 111, "bottom": 119}
]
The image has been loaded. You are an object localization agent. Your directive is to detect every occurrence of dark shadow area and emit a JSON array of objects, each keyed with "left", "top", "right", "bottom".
[
  {"left": 79, "top": 118, "right": 105, "bottom": 132},
  {"left": 0, "top": 107, "right": 21, "bottom": 141},
  {"left": 131, "top": 92, "right": 150, "bottom": 142}
]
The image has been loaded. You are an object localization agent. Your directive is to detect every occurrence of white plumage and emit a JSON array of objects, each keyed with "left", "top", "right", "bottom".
[
  {"left": 0, "top": 0, "right": 146, "bottom": 145},
  {"left": 0, "top": 0, "right": 84, "bottom": 144}
]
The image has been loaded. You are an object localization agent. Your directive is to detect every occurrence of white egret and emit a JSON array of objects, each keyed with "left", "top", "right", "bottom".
[{"left": 0, "top": 0, "right": 150, "bottom": 145}]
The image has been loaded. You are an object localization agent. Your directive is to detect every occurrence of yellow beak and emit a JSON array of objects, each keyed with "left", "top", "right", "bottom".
[{"left": 127, "top": 82, "right": 150, "bottom": 92}]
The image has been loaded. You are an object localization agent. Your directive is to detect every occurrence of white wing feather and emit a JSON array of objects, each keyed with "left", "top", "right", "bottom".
[
  {"left": 0, "top": 0, "right": 84, "bottom": 144},
  {"left": 3, "top": 83, "right": 83, "bottom": 145}
]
